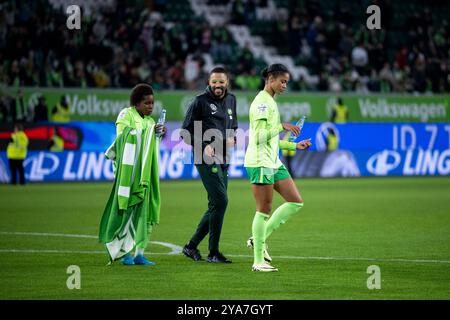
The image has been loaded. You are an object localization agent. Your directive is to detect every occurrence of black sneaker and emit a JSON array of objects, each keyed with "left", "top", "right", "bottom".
[
  {"left": 182, "top": 245, "right": 202, "bottom": 261},
  {"left": 207, "top": 252, "right": 232, "bottom": 263}
]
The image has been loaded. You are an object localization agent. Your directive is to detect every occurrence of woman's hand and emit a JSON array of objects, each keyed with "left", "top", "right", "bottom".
[
  {"left": 226, "top": 137, "right": 236, "bottom": 148},
  {"left": 282, "top": 123, "right": 301, "bottom": 136},
  {"left": 204, "top": 144, "right": 215, "bottom": 157},
  {"left": 296, "top": 139, "right": 312, "bottom": 150},
  {"left": 155, "top": 124, "right": 167, "bottom": 136}
]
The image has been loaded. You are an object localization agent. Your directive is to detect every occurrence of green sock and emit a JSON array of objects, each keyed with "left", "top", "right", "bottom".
[
  {"left": 265, "top": 202, "right": 303, "bottom": 240},
  {"left": 252, "top": 211, "right": 269, "bottom": 264},
  {"left": 134, "top": 225, "right": 152, "bottom": 257}
]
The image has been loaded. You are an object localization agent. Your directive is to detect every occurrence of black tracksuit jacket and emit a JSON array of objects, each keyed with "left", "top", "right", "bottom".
[{"left": 181, "top": 86, "right": 238, "bottom": 165}]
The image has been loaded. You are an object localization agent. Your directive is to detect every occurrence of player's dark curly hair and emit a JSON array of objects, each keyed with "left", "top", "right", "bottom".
[
  {"left": 130, "top": 83, "right": 154, "bottom": 106},
  {"left": 261, "top": 63, "right": 290, "bottom": 79}
]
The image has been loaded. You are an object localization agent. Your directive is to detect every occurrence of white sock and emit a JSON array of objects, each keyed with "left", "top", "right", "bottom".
[{"left": 135, "top": 247, "right": 144, "bottom": 257}]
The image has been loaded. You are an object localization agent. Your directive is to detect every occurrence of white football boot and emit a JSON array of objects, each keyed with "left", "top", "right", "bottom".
[{"left": 252, "top": 262, "right": 278, "bottom": 272}]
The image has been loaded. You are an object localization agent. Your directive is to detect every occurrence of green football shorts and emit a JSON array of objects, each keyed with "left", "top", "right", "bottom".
[{"left": 246, "top": 165, "right": 291, "bottom": 185}]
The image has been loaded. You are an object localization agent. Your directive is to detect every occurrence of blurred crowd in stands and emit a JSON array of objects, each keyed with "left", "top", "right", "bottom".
[
  {"left": 0, "top": 88, "right": 69, "bottom": 123},
  {"left": 0, "top": 0, "right": 449, "bottom": 93}
]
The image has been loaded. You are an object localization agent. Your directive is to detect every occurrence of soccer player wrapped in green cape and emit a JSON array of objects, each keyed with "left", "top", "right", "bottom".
[{"left": 99, "top": 126, "right": 160, "bottom": 265}]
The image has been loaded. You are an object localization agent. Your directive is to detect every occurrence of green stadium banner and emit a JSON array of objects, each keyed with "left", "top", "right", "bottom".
[{"left": 6, "top": 87, "right": 450, "bottom": 122}]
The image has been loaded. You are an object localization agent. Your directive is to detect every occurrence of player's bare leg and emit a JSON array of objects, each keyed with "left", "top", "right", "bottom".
[
  {"left": 274, "top": 177, "right": 303, "bottom": 203},
  {"left": 251, "top": 184, "right": 274, "bottom": 214}
]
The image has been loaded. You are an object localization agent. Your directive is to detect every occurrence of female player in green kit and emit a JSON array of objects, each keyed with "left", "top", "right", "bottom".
[{"left": 244, "top": 64, "right": 312, "bottom": 272}]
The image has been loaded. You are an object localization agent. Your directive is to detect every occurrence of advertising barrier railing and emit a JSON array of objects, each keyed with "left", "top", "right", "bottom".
[{"left": 1, "top": 121, "right": 449, "bottom": 182}]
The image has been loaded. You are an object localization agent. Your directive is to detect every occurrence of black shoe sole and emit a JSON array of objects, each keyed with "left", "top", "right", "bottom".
[
  {"left": 183, "top": 250, "right": 202, "bottom": 261},
  {"left": 207, "top": 259, "right": 232, "bottom": 263}
]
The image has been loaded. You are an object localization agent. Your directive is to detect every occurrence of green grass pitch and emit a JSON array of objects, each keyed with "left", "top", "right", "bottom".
[{"left": 0, "top": 177, "right": 449, "bottom": 299}]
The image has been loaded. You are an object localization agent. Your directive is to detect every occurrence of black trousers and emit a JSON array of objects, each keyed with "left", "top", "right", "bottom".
[
  {"left": 190, "top": 164, "right": 229, "bottom": 253},
  {"left": 9, "top": 159, "right": 25, "bottom": 185}
]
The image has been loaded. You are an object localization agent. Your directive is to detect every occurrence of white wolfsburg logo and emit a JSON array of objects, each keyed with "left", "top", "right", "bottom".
[
  {"left": 366, "top": 150, "right": 401, "bottom": 175},
  {"left": 210, "top": 104, "right": 217, "bottom": 114}
]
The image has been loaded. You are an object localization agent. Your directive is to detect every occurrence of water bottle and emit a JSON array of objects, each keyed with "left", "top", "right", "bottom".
[
  {"left": 289, "top": 115, "right": 306, "bottom": 142},
  {"left": 156, "top": 109, "right": 166, "bottom": 138}
]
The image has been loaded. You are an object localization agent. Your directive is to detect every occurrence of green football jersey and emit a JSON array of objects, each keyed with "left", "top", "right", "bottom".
[
  {"left": 116, "top": 107, "right": 156, "bottom": 136},
  {"left": 244, "top": 90, "right": 284, "bottom": 168}
]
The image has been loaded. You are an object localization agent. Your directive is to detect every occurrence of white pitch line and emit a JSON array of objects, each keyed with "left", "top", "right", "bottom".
[
  {"left": 0, "top": 231, "right": 97, "bottom": 239},
  {"left": 0, "top": 231, "right": 182, "bottom": 255},
  {"left": 0, "top": 231, "right": 449, "bottom": 265},
  {"left": 0, "top": 249, "right": 175, "bottom": 255},
  {"left": 226, "top": 254, "right": 450, "bottom": 264}
]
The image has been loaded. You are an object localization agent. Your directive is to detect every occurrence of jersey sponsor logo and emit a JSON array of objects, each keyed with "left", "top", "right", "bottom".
[
  {"left": 210, "top": 104, "right": 218, "bottom": 114},
  {"left": 257, "top": 104, "right": 267, "bottom": 113},
  {"left": 118, "top": 109, "right": 127, "bottom": 120}
]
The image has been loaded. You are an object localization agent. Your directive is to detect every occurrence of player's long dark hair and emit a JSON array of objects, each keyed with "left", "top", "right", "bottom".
[{"left": 261, "top": 64, "right": 290, "bottom": 80}]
